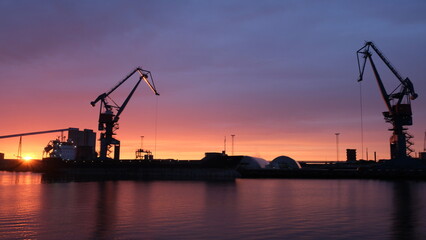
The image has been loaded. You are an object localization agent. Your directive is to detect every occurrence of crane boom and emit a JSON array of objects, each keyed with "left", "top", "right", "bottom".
[
  {"left": 356, "top": 41, "right": 418, "bottom": 160},
  {"left": 91, "top": 68, "right": 159, "bottom": 107},
  {"left": 368, "top": 43, "right": 404, "bottom": 82},
  {"left": 357, "top": 42, "right": 418, "bottom": 101},
  {"left": 90, "top": 67, "right": 159, "bottom": 160}
]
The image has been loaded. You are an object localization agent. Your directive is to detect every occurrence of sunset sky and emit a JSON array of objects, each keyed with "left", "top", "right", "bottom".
[{"left": 1, "top": 0, "right": 425, "bottom": 161}]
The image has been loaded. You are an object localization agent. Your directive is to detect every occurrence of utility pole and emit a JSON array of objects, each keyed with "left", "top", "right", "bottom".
[
  {"left": 231, "top": 134, "right": 235, "bottom": 155},
  {"left": 224, "top": 136, "right": 227, "bottom": 153},
  {"left": 335, "top": 133, "right": 340, "bottom": 161}
]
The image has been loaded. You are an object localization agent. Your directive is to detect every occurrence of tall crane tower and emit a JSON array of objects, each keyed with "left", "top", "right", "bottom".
[
  {"left": 357, "top": 42, "right": 418, "bottom": 160},
  {"left": 91, "top": 67, "right": 159, "bottom": 160}
]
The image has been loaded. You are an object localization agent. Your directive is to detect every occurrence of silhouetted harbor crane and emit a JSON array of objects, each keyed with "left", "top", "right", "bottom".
[
  {"left": 90, "top": 67, "right": 159, "bottom": 160},
  {"left": 357, "top": 42, "right": 418, "bottom": 161}
]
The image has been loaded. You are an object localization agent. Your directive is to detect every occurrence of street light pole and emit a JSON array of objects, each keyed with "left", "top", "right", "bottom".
[
  {"left": 335, "top": 133, "right": 340, "bottom": 161},
  {"left": 231, "top": 134, "right": 235, "bottom": 155}
]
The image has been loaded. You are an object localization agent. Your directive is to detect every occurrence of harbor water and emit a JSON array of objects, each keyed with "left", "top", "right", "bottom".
[{"left": 1, "top": 171, "right": 425, "bottom": 240}]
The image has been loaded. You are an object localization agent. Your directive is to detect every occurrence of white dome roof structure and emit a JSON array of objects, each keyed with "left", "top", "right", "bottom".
[
  {"left": 238, "top": 156, "right": 269, "bottom": 169},
  {"left": 267, "top": 156, "right": 301, "bottom": 169}
]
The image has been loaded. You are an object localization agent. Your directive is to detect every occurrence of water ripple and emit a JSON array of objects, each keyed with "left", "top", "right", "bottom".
[{"left": 1, "top": 172, "right": 426, "bottom": 239}]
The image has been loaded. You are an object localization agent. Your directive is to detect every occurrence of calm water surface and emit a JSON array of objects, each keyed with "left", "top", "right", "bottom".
[{"left": 0, "top": 171, "right": 425, "bottom": 240}]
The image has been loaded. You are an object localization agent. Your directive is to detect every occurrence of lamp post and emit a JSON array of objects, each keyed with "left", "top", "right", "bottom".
[
  {"left": 335, "top": 133, "right": 340, "bottom": 161},
  {"left": 231, "top": 134, "right": 235, "bottom": 155}
]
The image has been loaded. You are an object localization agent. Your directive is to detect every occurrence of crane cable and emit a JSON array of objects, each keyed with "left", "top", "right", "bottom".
[
  {"left": 423, "top": 131, "right": 426, "bottom": 152},
  {"left": 359, "top": 81, "right": 364, "bottom": 160},
  {"left": 154, "top": 96, "right": 159, "bottom": 159}
]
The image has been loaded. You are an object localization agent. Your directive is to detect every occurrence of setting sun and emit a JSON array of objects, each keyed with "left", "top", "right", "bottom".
[{"left": 22, "top": 156, "right": 33, "bottom": 162}]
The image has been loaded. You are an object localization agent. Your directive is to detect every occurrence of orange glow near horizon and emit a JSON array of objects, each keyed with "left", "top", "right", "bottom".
[{"left": 0, "top": 128, "right": 394, "bottom": 161}]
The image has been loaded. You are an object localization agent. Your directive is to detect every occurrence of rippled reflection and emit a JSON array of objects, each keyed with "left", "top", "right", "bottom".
[
  {"left": 391, "top": 181, "right": 421, "bottom": 240},
  {"left": 0, "top": 171, "right": 425, "bottom": 240}
]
